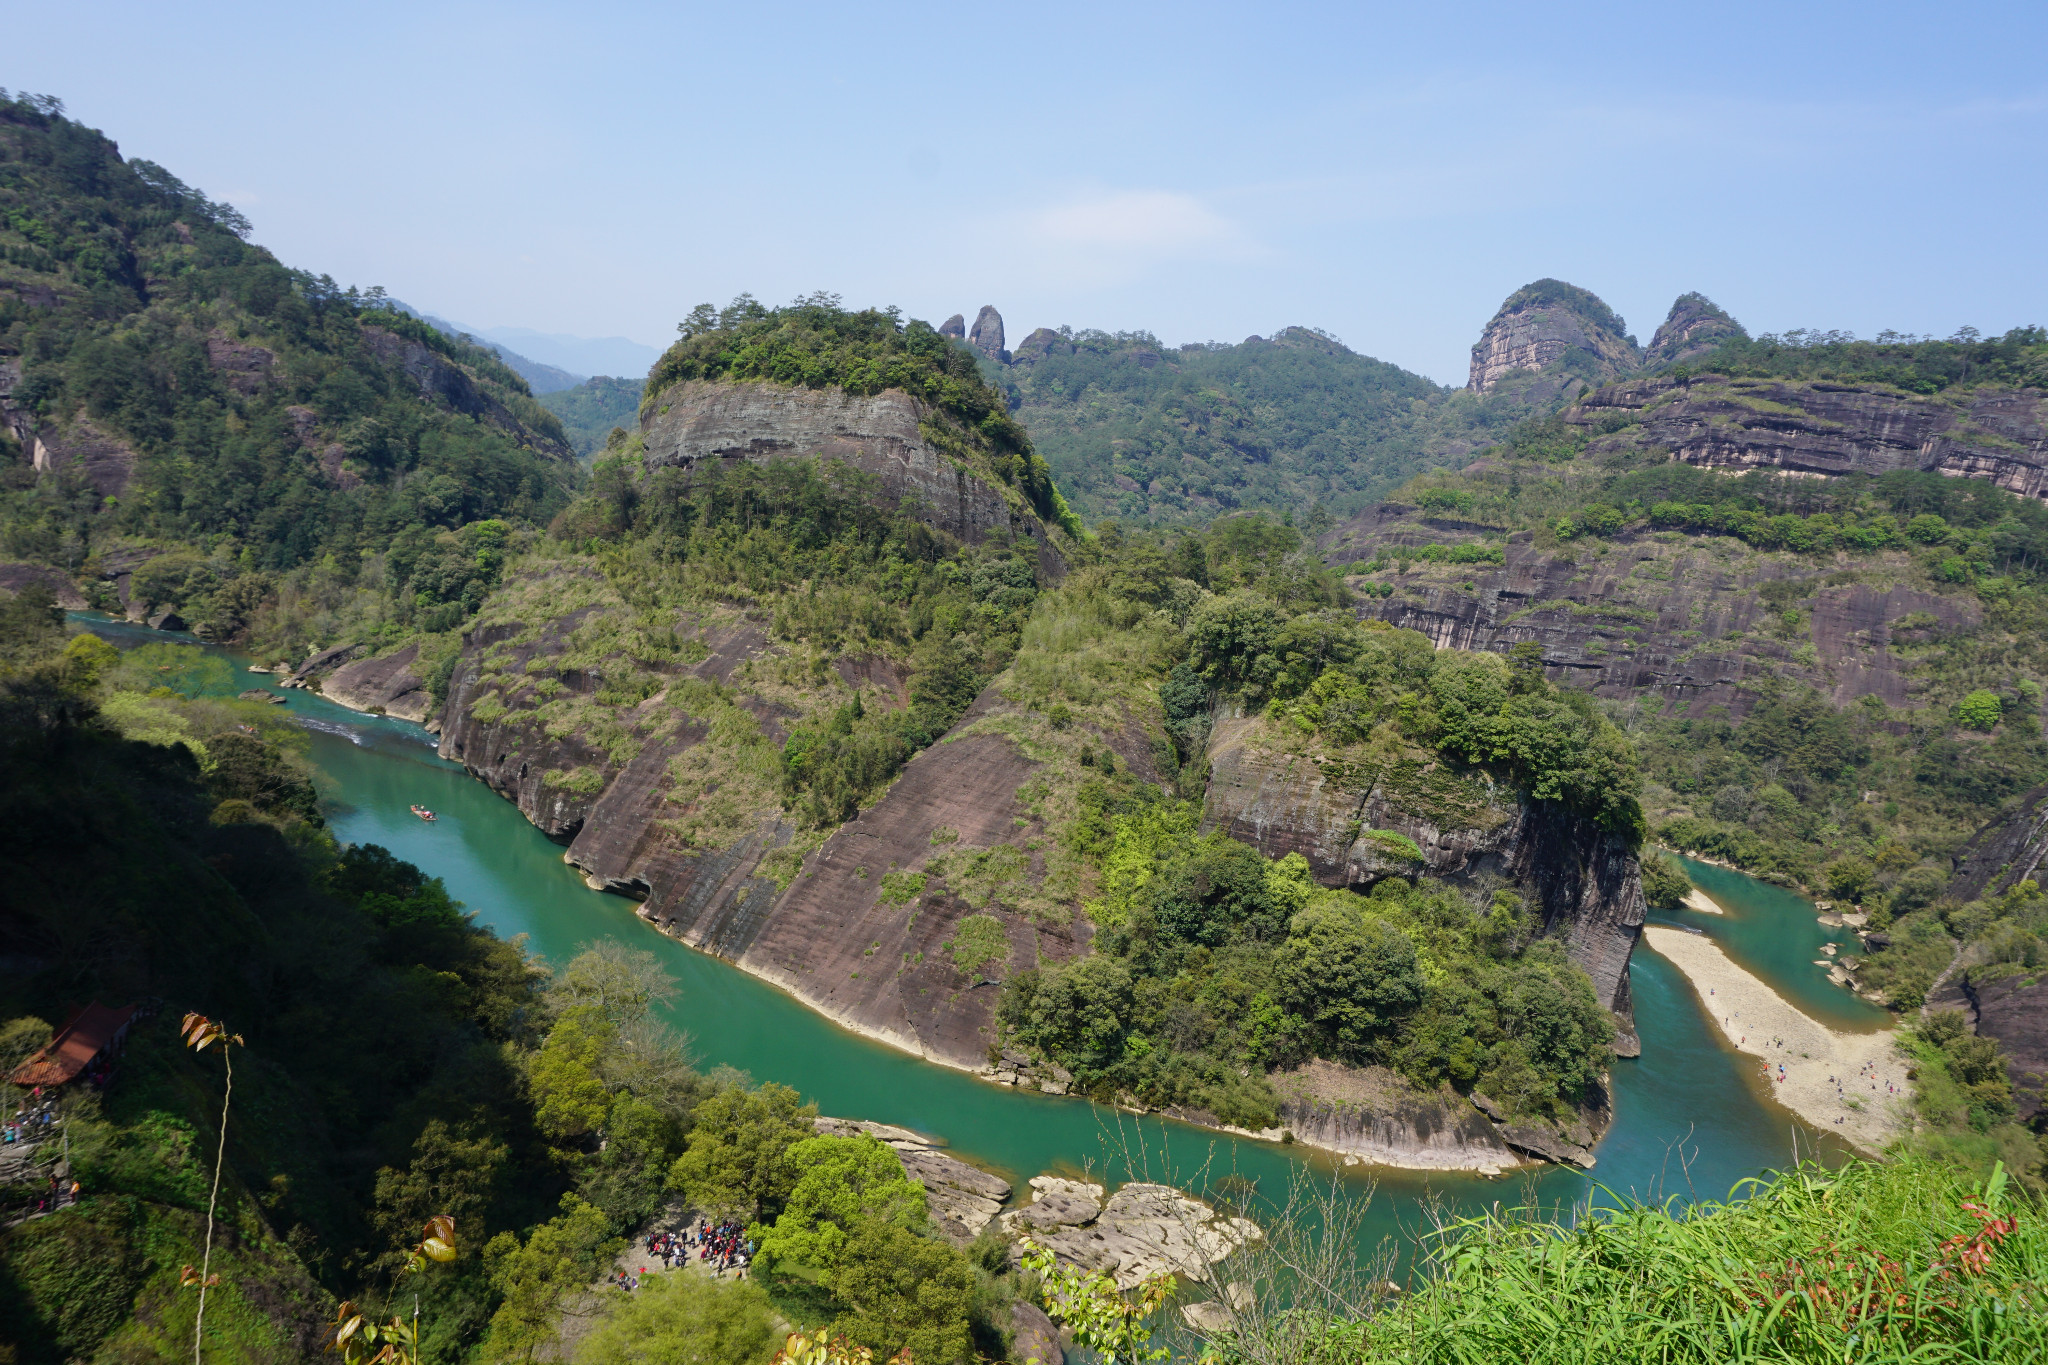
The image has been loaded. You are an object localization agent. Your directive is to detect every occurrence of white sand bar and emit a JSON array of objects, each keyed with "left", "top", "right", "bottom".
[{"left": 1640, "top": 926, "right": 1912, "bottom": 1155}]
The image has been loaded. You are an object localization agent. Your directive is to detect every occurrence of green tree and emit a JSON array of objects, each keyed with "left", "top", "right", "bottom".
[
  {"left": 828, "top": 1219, "right": 974, "bottom": 1365},
  {"left": 1274, "top": 902, "right": 1424, "bottom": 1060},
  {"left": 666, "top": 1081, "right": 817, "bottom": 1221},
  {"left": 573, "top": 1272, "right": 779, "bottom": 1365},
  {"left": 480, "top": 1196, "right": 619, "bottom": 1363},
  {"left": 530, "top": 1007, "right": 617, "bottom": 1143},
  {"left": 1956, "top": 690, "right": 2003, "bottom": 731},
  {"left": 1638, "top": 850, "right": 1692, "bottom": 910},
  {"left": 752, "top": 1135, "right": 927, "bottom": 1282},
  {"left": 369, "top": 1120, "right": 508, "bottom": 1278}
]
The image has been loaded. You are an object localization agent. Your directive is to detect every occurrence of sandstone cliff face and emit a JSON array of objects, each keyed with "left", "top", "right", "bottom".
[
  {"left": 1323, "top": 504, "right": 1979, "bottom": 717},
  {"left": 435, "top": 589, "right": 1099, "bottom": 1068},
  {"left": 637, "top": 379, "right": 1065, "bottom": 580},
  {"left": 1569, "top": 375, "right": 2048, "bottom": 502},
  {"left": 1010, "top": 327, "right": 1074, "bottom": 367},
  {"left": 9, "top": 403, "right": 139, "bottom": 498},
  {"left": 1642, "top": 292, "right": 1746, "bottom": 368},
  {"left": 1468, "top": 279, "right": 1640, "bottom": 394},
  {"left": 1201, "top": 713, "right": 1645, "bottom": 1053},
  {"left": 1271, "top": 1061, "right": 1519, "bottom": 1172},
  {"left": 1949, "top": 786, "right": 2048, "bottom": 903},
  {"left": 0, "top": 561, "right": 87, "bottom": 609},
  {"left": 1962, "top": 973, "right": 2048, "bottom": 1120}
]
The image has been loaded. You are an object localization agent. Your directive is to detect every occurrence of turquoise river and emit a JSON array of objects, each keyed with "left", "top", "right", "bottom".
[{"left": 86, "top": 617, "right": 1884, "bottom": 1260}]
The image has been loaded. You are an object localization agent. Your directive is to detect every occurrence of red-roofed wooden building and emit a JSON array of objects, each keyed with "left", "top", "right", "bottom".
[{"left": 7, "top": 1002, "right": 139, "bottom": 1089}]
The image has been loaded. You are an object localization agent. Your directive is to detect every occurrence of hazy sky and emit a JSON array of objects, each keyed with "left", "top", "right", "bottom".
[{"left": 11, "top": 1, "right": 2046, "bottom": 384}]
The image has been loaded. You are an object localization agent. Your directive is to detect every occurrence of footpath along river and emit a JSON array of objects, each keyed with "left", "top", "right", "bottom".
[{"left": 87, "top": 618, "right": 1874, "bottom": 1258}]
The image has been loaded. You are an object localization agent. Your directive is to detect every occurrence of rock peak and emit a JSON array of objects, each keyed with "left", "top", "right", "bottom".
[
  {"left": 1643, "top": 292, "right": 1747, "bottom": 368},
  {"left": 938, "top": 313, "right": 966, "bottom": 339},
  {"left": 1467, "top": 278, "right": 1639, "bottom": 394},
  {"left": 968, "top": 305, "right": 1006, "bottom": 362}
]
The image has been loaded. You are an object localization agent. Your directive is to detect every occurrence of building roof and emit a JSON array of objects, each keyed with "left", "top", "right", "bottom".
[{"left": 8, "top": 1002, "right": 139, "bottom": 1088}]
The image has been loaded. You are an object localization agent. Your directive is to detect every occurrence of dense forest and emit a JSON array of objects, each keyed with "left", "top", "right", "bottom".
[
  {"left": 537, "top": 375, "right": 643, "bottom": 457},
  {"left": 985, "top": 325, "right": 1539, "bottom": 526}
]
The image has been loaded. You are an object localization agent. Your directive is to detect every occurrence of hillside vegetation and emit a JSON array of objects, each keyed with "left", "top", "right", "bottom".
[
  {"left": 0, "top": 93, "right": 577, "bottom": 660},
  {"left": 538, "top": 375, "right": 643, "bottom": 458},
  {"left": 987, "top": 325, "right": 1537, "bottom": 526},
  {"left": 0, "top": 604, "right": 1027, "bottom": 1363}
]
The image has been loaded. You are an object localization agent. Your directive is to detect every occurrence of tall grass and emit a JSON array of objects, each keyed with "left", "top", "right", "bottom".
[{"left": 1318, "top": 1157, "right": 2042, "bottom": 1364}]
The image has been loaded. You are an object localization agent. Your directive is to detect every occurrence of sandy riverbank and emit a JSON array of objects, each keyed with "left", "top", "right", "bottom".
[
  {"left": 1640, "top": 926, "right": 1910, "bottom": 1156},
  {"left": 1681, "top": 887, "right": 1724, "bottom": 915}
]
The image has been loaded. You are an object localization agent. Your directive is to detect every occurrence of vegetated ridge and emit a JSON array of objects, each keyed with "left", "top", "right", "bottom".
[{"left": 1324, "top": 320, "right": 2048, "bottom": 1178}]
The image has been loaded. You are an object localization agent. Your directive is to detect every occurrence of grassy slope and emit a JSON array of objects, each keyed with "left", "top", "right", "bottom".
[{"left": 1293, "top": 1157, "right": 2043, "bottom": 1365}]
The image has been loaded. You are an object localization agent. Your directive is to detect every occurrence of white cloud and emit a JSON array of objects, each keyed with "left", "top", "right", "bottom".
[{"left": 1029, "top": 189, "right": 1242, "bottom": 252}]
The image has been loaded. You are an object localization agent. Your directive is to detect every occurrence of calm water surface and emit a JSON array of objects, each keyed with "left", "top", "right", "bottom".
[{"left": 84, "top": 618, "right": 1873, "bottom": 1257}]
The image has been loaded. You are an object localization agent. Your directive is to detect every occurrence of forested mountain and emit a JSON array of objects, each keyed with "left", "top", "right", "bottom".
[
  {"left": 399, "top": 303, "right": 588, "bottom": 393},
  {"left": 0, "top": 92, "right": 578, "bottom": 650},
  {"left": 963, "top": 318, "right": 1521, "bottom": 525},
  {"left": 535, "top": 374, "right": 643, "bottom": 456},
  {"left": 956, "top": 286, "right": 1751, "bottom": 530},
  {"left": 1327, "top": 323, "right": 2048, "bottom": 1167}
]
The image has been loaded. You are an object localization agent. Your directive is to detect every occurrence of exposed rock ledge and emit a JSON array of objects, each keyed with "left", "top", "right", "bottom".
[
  {"left": 280, "top": 641, "right": 437, "bottom": 725},
  {"left": 1273, "top": 1060, "right": 1522, "bottom": 1174},
  {"left": 1000, "top": 1176, "right": 1260, "bottom": 1291}
]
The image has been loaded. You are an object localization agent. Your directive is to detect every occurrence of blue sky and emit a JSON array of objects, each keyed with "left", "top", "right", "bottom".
[{"left": 11, "top": 1, "right": 2047, "bottom": 384}]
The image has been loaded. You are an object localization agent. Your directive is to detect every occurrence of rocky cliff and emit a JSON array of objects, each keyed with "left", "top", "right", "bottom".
[
  {"left": 1270, "top": 1060, "right": 1521, "bottom": 1172},
  {"left": 1961, "top": 973, "right": 2048, "bottom": 1120},
  {"left": 1201, "top": 712, "right": 1646, "bottom": 1053},
  {"left": 1949, "top": 785, "right": 2048, "bottom": 902},
  {"left": 967, "top": 305, "right": 1006, "bottom": 363},
  {"left": 314, "top": 645, "right": 433, "bottom": 723},
  {"left": 1322, "top": 503, "right": 1980, "bottom": 718},
  {"left": 1567, "top": 374, "right": 2048, "bottom": 502},
  {"left": 433, "top": 581, "right": 1104, "bottom": 1068},
  {"left": 1467, "top": 279, "right": 1641, "bottom": 394},
  {"left": 637, "top": 378, "right": 1065, "bottom": 579}
]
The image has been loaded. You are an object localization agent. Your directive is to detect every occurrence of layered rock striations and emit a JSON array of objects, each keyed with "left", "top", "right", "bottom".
[
  {"left": 1323, "top": 504, "right": 1980, "bottom": 717},
  {"left": 1270, "top": 1060, "right": 1520, "bottom": 1172},
  {"left": 1201, "top": 713, "right": 1645, "bottom": 1052},
  {"left": 1570, "top": 375, "right": 2048, "bottom": 502},
  {"left": 638, "top": 379, "right": 1065, "bottom": 579},
  {"left": 1468, "top": 279, "right": 1641, "bottom": 395}
]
